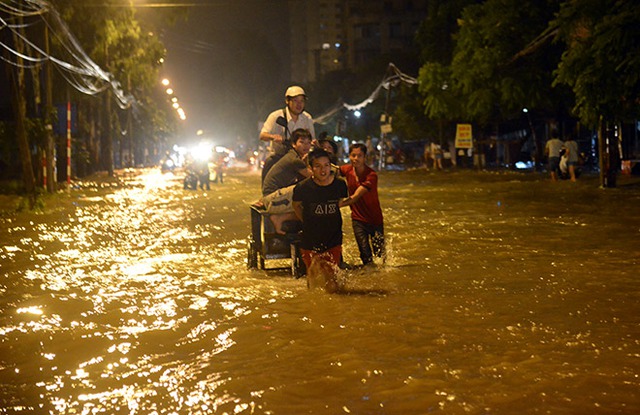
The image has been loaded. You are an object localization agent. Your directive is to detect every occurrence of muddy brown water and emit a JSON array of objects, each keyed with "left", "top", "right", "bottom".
[{"left": 1, "top": 168, "right": 639, "bottom": 414}]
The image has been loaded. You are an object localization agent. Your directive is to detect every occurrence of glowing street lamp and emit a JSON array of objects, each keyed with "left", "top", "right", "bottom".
[{"left": 160, "top": 77, "right": 186, "bottom": 120}]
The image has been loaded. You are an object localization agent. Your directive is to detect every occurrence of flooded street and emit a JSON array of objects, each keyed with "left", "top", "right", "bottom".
[{"left": 1, "top": 167, "right": 639, "bottom": 414}]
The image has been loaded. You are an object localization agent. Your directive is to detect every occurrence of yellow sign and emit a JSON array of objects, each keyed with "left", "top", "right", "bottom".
[{"left": 455, "top": 124, "right": 473, "bottom": 149}]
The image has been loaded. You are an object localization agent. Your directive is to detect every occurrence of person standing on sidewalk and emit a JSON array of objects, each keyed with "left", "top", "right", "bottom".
[
  {"left": 260, "top": 86, "right": 316, "bottom": 183},
  {"left": 339, "top": 143, "right": 385, "bottom": 266},
  {"left": 544, "top": 130, "right": 564, "bottom": 181}
]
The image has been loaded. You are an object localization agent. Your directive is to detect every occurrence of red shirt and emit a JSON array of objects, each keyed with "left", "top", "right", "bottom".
[{"left": 340, "top": 164, "right": 384, "bottom": 226}]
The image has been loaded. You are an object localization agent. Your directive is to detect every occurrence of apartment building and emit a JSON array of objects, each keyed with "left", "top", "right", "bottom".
[{"left": 289, "top": 0, "right": 428, "bottom": 83}]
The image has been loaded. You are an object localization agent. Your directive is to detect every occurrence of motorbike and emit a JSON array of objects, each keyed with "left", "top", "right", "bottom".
[{"left": 160, "top": 157, "right": 175, "bottom": 173}]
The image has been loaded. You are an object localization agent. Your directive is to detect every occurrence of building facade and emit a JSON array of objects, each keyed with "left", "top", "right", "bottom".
[{"left": 288, "top": 0, "right": 428, "bottom": 83}]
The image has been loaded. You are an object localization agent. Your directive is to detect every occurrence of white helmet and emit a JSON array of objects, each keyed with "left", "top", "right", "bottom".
[{"left": 285, "top": 86, "right": 306, "bottom": 99}]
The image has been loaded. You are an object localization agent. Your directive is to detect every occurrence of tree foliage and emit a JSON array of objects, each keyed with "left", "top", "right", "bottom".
[
  {"left": 55, "top": 0, "right": 172, "bottom": 170},
  {"left": 449, "top": 0, "right": 560, "bottom": 124},
  {"left": 417, "top": 0, "right": 640, "bottom": 133},
  {"left": 552, "top": 0, "right": 640, "bottom": 127},
  {"left": 418, "top": 62, "right": 459, "bottom": 121}
]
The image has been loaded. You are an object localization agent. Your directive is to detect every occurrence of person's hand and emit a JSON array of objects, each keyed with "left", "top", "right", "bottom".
[
  {"left": 272, "top": 134, "right": 285, "bottom": 144},
  {"left": 338, "top": 196, "right": 352, "bottom": 208}
]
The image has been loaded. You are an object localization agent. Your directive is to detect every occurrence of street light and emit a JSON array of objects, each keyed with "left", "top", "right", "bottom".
[{"left": 160, "top": 77, "right": 187, "bottom": 121}]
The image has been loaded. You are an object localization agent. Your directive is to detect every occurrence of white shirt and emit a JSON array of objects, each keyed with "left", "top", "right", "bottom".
[{"left": 261, "top": 107, "right": 315, "bottom": 155}]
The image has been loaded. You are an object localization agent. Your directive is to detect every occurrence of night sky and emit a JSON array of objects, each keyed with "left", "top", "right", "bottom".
[{"left": 155, "top": 0, "right": 291, "bottom": 147}]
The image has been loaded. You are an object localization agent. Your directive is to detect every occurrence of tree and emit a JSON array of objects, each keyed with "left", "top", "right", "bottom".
[
  {"left": 553, "top": 0, "right": 640, "bottom": 126},
  {"left": 57, "top": 0, "right": 168, "bottom": 174},
  {"left": 416, "top": 0, "right": 477, "bottom": 65},
  {"left": 392, "top": 84, "right": 437, "bottom": 143},
  {"left": 2, "top": 8, "right": 37, "bottom": 203},
  {"left": 416, "top": 0, "right": 476, "bottom": 145},
  {"left": 452, "top": 0, "right": 562, "bottom": 123},
  {"left": 418, "top": 0, "right": 569, "bottom": 167},
  {"left": 552, "top": 0, "right": 640, "bottom": 187},
  {"left": 418, "top": 62, "right": 460, "bottom": 145}
]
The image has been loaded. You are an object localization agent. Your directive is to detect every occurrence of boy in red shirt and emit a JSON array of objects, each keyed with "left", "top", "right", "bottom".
[{"left": 339, "top": 143, "right": 385, "bottom": 265}]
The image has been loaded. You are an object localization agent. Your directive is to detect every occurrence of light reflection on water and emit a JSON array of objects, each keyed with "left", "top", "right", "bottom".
[{"left": 0, "top": 168, "right": 639, "bottom": 414}]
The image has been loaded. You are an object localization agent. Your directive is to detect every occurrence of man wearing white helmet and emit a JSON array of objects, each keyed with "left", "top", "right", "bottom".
[{"left": 260, "top": 86, "right": 316, "bottom": 182}]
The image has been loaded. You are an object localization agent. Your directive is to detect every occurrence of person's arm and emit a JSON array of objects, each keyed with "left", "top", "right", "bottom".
[
  {"left": 260, "top": 131, "right": 285, "bottom": 144},
  {"left": 339, "top": 185, "right": 369, "bottom": 207},
  {"left": 292, "top": 200, "right": 303, "bottom": 221},
  {"left": 259, "top": 112, "right": 285, "bottom": 143},
  {"left": 297, "top": 166, "right": 312, "bottom": 178},
  {"left": 297, "top": 155, "right": 311, "bottom": 178},
  {"left": 338, "top": 196, "right": 352, "bottom": 208}
]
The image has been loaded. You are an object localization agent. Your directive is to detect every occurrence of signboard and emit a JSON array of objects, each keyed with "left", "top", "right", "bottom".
[
  {"left": 455, "top": 123, "right": 473, "bottom": 149},
  {"left": 381, "top": 124, "right": 392, "bottom": 134}
]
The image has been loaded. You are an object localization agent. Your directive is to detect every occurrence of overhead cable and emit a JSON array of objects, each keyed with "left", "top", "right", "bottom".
[
  {"left": 314, "top": 63, "right": 418, "bottom": 125},
  {"left": 0, "top": 0, "right": 134, "bottom": 108}
]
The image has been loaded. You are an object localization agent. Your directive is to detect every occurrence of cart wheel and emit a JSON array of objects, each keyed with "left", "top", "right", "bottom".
[
  {"left": 291, "top": 243, "right": 306, "bottom": 278},
  {"left": 247, "top": 239, "right": 258, "bottom": 269},
  {"left": 259, "top": 255, "right": 266, "bottom": 270}
]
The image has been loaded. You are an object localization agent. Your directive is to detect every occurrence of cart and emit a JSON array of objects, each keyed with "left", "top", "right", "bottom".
[{"left": 247, "top": 205, "right": 305, "bottom": 277}]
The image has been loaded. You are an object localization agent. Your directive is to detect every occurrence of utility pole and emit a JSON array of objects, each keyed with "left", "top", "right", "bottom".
[
  {"left": 103, "top": 42, "right": 114, "bottom": 176},
  {"left": 127, "top": 73, "right": 133, "bottom": 167},
  {"left": 599, "top": 118, "right": 620, "bottom": 188},
  {"left": 66, "top": 91, "right": 72, "bottom": 191},
  {"left": 379, "top": 71, "right": 393, "bottom": 171},
  {"left": 44, "top": 25, "right": 56, "bottom": 192}
]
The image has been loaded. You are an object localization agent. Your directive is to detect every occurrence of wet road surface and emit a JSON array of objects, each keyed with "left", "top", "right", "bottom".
[{"left": 1, "top": 167, "right": 639, "bottom": 414}]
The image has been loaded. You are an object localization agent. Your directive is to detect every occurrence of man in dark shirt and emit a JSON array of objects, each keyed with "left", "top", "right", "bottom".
[{"left": 261, "top": 129, "right": 312, "bottom": 233}]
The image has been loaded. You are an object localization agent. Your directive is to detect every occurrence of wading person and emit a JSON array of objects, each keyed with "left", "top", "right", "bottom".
[
  {"left": 261, "top": 128, "right": 312, "bottom": 233},
  {"left": 340, "top": 143, "right": 386, "bottom": 266},
  {"left": 260, "top": 86, "right": 315, "bottom": 183},
  {"left": 544, "top": 130, "right": 564, "bottom": 182},
  {"left": 563, "top": 134, "right": 579, "bottom": 182},
  {"left": 317, "top": 136, "right": 340, "bottom": 176},
  {"left": 293, "top": 149, "right": 349, "bottom": 292}
]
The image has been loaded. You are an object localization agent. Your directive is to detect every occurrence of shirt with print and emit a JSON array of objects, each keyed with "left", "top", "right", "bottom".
[{"left": 293, "top": 176, "right": 348, "bottom": 251}]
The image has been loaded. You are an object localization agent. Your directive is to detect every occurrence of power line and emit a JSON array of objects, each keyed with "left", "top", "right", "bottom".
[
  {"left": 314, "top": 63, "right": 418, "bottom": 124},
  {"left": 0, "top": 0, "right": 134, "bottom": 108}
]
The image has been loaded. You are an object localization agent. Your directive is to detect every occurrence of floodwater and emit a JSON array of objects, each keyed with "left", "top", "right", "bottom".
[{"left": 1, "top": 167, "right": 639, "bottom": 415}]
